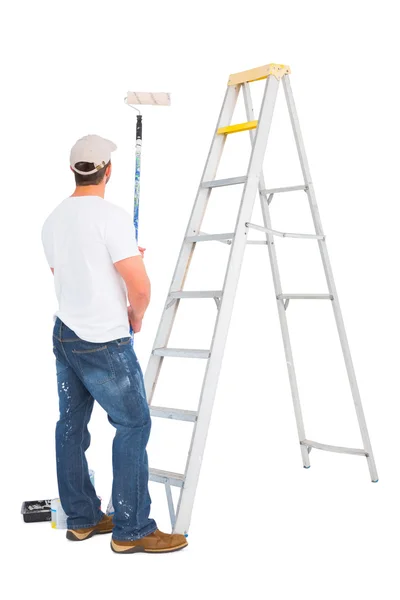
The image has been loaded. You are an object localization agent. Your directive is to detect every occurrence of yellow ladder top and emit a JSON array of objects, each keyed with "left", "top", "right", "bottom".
[{"left": 228, "top": 63, "right": 291, "bottom": 86}]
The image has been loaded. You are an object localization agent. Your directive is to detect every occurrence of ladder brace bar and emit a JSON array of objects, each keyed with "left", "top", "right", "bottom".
[
  {"left": 187, "top": 232, "right": 266, "bottom": 246},
  {"left": 186, "top": 232, "right": 234, "bottom": 244},
  {"left": 245, "top": 222, "right": 325, "bottom": 240},
  {"left": 261, "top": 184, "right": 307, "bottom": 194},
  {"left": 301, "top": 439, "right": 368, "bottom": 457}
]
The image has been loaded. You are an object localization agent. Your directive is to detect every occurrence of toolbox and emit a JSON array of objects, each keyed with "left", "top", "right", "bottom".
[{"left": 21, "top": 500, "right": 52, "bottom": 523}]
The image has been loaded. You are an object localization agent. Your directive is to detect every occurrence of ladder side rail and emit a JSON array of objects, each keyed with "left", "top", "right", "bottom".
[
  {"left": 242, "top": 82, "right": 310, "bottom": 468},
  {"left": 174, "top": 76, "right": 281, "bottom": 534},
  {"left": 144, "top": 85, "right": 241, "bottom": 403},
  {"left": 282, "top": 75, "right": 378, "bottom": 481}
]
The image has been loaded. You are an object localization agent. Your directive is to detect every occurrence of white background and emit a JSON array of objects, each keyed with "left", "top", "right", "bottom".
[{"left": 1, "top": 0, "right": 399, "bottom": 598}]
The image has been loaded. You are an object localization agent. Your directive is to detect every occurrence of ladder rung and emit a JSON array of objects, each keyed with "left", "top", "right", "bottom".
[
  {"left": 217, "top": 120, "right": 258, "bottom": 135},
  {"left": 246, "top": 222, "right": 324, "bottom": 240},
  {"left": 202, "top": 176, "right": 247, "bottom": 188},
  {"left": 186, "top": 232, "right": 235, "bottom": 243},
  {"left": 262, "top": 185, "right": 306, "bottom": 194},
  {"left": 169, "top": 290, "right": 223, "bottom": 299},
  {"left": 149, "top": 468, "right": 185, "bottom": 488},
  {"left": 153, "top": 348, "right": 210, "bottom": 359},
  {"left": 301, "top": 440, "right": 368, "bottom": 457},
  {"left": 150, "top": 406, "right": 198, "bottom": 422},
  {"left": 278, "top": 294, "right": 333, "bottom": 300}
]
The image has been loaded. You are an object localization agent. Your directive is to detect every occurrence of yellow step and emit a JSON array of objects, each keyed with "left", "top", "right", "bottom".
[{"left": 217, "top": 120, "right": 258, "bottom": 135}]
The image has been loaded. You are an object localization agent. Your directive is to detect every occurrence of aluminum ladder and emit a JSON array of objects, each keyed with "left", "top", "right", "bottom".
[{"left": 145, "top": 63, "right": 378, "bottom": 536}]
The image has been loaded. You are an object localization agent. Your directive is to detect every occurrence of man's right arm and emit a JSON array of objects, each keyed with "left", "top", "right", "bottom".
[{"left": 114, "top": 256, "right": 151, "bottom": 332}]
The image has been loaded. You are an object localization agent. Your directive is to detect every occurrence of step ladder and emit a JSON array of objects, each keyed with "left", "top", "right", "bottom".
[{"left": 145, "top": 63, "right": 378, "bottom": 536}]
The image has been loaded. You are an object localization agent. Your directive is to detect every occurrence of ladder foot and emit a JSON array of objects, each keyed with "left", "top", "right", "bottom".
[
  {"left": 303, "top": 465, "right": 311, "bottom": 469},
  {"left": 372, "top": 479, "right": 379, "bottom": 483}
]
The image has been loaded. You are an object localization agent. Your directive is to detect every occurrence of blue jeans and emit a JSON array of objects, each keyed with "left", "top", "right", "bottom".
[{"left": 52, "top": 317, "right": 157, "bottom": 541}]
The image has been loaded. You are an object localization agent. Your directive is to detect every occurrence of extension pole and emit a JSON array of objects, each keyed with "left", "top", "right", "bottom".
[{"left": 134, "top": 114, "right": 142, "bottom": 241}]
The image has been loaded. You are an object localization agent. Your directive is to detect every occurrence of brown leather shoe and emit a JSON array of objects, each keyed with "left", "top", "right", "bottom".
[
  {"left": 66, "top": 515, "right": 113, "bottom": 541},
  {"left": 111, "top": 529, "right": 188, "bottom": 554}
]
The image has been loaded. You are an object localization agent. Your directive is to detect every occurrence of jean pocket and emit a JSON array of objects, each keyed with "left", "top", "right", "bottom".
[
  {"left": 116, "top": 337, "right": 131, "bottom": 346},
  {"left": 72, "top": 346, "right": 115, "bottom": 386}
]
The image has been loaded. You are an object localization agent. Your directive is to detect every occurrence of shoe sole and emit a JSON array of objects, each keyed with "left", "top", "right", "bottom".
[
  {"left": 110, "top": 540, "right": 188, "bottom": 554},
  {"left": 66, "top": 528, "right": 113, "bottom": 542}
]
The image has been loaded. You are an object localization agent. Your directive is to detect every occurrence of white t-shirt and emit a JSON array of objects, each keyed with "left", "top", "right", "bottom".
[{"left": 42, "top": 195, "right": 140, "bottom": 343}]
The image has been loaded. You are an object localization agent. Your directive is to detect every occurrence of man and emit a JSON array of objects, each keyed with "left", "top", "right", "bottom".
[{"left": 42, "top": 134, "right": 187, "bottom": 554}]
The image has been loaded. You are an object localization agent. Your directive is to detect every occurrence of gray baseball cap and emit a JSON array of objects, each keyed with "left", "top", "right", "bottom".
[{"left": 70, "top": 134, "right": 117, "bottom": 175}]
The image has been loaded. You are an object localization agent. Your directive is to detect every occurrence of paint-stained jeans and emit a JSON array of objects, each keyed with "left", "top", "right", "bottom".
[{"left": 52, "top": 317, "right": 157, "bottom": 541}]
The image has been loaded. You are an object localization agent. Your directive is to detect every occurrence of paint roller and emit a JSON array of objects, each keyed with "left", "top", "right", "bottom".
[
  {"left": 124, "top": 90, "right": 171, "bottom": 343},
  {"left": 124, "top": 92, "right": 171, "bottom": 240}
]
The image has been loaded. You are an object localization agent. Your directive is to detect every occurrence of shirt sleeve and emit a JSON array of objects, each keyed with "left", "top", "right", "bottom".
[
  {"left": 41, "top": 220, "right": 54, "bottom": 268},
  {"left": 105, "top": 207, "right": 140, "bottom": 263}
]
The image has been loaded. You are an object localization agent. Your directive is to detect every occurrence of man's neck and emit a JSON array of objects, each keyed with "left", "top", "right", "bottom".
[{"left": 71, "top": 184, "right": 106, "bottom": 198}]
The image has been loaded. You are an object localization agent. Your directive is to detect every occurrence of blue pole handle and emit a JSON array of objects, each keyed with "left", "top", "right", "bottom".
[{"left": 130, "top": 114, "right": 143, "bottom": 343}]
